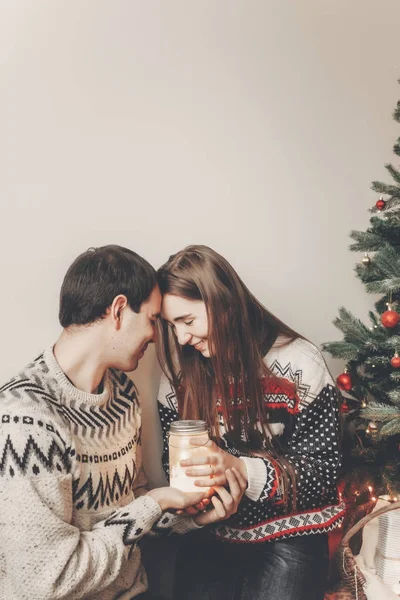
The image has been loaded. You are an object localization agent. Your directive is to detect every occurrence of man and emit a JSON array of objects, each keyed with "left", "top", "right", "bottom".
[{"left": 0, "top": 245, "right": 244, "bottom": 600}]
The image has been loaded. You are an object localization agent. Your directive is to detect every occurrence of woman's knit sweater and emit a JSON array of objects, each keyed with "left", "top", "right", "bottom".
[{"left": 157, "top": 337, "right": 345, "bottom": 544}]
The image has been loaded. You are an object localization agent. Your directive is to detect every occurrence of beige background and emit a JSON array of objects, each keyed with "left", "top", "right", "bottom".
[{"left": 1, "top": 0, "right": 400, "bottom": 484}]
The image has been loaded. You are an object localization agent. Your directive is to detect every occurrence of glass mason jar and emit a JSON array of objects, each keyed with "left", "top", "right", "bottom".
[{"left": 169, "top": 420, "right": 211, "bottom": 492}]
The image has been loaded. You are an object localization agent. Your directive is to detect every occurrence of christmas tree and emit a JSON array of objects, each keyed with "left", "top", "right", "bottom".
[{"left": 323, "top": 85, "right": 400, "bottom": 502}]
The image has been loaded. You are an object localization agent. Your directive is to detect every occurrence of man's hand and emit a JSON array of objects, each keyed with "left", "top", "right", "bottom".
[
  {"left": 181, "top": 439, "right": 248, "bottom": 488},
  {"left": 194, "top": 467, "right": 247, "bottom": 526},
  {"left": 146, "top": 486, "right": 206, "bottom": 512}
]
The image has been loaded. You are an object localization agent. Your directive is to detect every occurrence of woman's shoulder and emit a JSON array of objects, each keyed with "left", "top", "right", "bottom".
[
  {"left": 267, "top": 335, "right": 325, "bottom": 364},
  {"left": 264, "top": 335, "right": 335, "bottom": 404}
]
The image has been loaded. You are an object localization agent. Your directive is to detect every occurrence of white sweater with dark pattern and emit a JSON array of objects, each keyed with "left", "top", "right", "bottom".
[
  {"left": 157, "top": 337, "right": 345, "bottom": 543},
  {"left": 0, "top": 347, "right": 197, "bottom": 600}
]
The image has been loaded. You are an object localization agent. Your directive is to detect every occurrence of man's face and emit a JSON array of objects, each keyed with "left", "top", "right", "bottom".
[{"left": 111, "top": 285, "right": 162, "bottom": 372}]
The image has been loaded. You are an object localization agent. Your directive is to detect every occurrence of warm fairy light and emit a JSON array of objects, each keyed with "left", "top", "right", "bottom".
[
  {"left": 372, "top": 497, "right": 377, "bottom": 502},
  {"left": 368, "top": 485, "right": 373, "bottom": 492}
]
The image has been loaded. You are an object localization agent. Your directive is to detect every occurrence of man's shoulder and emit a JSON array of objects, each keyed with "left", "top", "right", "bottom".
[
  {"left": 0, "top": 355, "right": 72, "bottom": 479},
  {"left": 0, "top": 352, "right": 61, "bottom": 417},
  {"left": 1, "top": 352, "right": 44, "bottom": 395}
]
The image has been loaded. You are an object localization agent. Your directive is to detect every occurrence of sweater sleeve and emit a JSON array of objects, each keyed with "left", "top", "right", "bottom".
[
  {"left": 133, "top": 431, "right": 200, "bottom": 536},
  {"left": 239, "top": 346, "right": 342, "bottom": 508},
  {"left": 0, "top": 421, "right": 162, "bottom": 600}
]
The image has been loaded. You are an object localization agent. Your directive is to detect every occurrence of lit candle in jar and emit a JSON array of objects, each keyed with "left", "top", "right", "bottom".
[{"left": 169, "top": 420, "right": 211, "bottom": 492}]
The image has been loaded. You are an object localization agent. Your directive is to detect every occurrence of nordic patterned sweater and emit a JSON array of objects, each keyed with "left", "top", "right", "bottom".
[
  {"left": 0, "top": 347, "right": 197, "bottom": 600},
  {"left": 158, "top": 337, "right": 345, "bottom": 544}
]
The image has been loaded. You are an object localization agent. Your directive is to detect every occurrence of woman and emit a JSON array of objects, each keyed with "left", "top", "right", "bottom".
[{"left": 156, "top": 245, "right": 344, "bottom": 600}]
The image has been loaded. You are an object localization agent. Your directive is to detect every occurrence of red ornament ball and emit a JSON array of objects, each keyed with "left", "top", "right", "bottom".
[
  {"left": 337, "top": 372, "right": 352, "bottom": 391},
  {"left": 340, "top": 401, "right": 350, "bottom": 413},
  {"left": 376, "top": 198, "right": 386, "bottom": 210},
  {"left": 391, "top": 354, "right": 400, "bottom": 368},
  {"left": 381, "top": 310, "right": 400, "bottom": 328}
]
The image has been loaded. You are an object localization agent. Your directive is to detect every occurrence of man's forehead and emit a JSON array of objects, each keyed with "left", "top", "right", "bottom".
[{"left": 146, "top": 286, "right": 162, "bottom": 314}]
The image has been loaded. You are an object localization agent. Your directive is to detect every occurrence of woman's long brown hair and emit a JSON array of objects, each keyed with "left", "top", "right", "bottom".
[{"left": 157, "top": 245, "right": 302, "bottom": 511}]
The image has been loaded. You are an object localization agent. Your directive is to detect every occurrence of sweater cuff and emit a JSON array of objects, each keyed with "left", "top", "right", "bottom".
[
  {"left": 132, "top": 494, "right": 163, "bottom": 523},
  {"left": 240, "top": 457, "right": 268, "bottom": 502},
  {"left": 172, "top": 515, "right": 203, "bottom": 534},
  {"left": 152, "top": 512, "right": 203, "bottom": 535}
]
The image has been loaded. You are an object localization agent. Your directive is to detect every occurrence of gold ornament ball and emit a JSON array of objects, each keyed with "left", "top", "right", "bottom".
[
  {"left": 366, "top": 421, "right": 379, "bottom": 437},
  {"left": 362, "top": 254, "right": 371, "bottom": 266}
]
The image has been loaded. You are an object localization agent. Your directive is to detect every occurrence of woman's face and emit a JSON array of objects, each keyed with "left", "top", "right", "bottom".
[{"left": 161, "top": 294, "right": 211, "bottom": 357}]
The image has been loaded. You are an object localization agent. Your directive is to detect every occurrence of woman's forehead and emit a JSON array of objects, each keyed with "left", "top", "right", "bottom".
[{"left": 161, "top": 294, "right": 204, "bottom": 320}]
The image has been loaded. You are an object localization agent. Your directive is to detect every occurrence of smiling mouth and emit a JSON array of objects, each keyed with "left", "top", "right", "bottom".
[{"left": 194, "top": 340, "right": 206, "bottom": 350}]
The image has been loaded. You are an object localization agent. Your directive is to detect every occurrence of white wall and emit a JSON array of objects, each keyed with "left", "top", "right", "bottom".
[{"left": 1, "top": 0, "right": 400, "bottom": 484}]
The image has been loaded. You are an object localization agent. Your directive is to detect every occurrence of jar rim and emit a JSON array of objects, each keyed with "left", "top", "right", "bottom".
[{"left": 169, "top": 420, "right": 208, "bottom": 434}]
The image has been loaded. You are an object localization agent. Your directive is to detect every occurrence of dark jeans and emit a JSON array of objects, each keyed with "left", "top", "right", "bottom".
[{"left": 174, "top": 532, "right": 329, "bottom": 600}]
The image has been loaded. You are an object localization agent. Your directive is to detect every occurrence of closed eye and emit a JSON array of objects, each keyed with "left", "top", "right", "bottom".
[{"left": 184, "top": 319, "right": 194, "bottom": 326}]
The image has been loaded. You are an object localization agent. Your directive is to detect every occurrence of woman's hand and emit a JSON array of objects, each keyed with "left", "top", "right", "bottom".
[
  {"left": 147, "top": 487, "right": 206, "bottom": 512},
  {"left": 175, "top": 486, "right": 216, "bottom": 516},
  {"left": 181, "top": 439, "right": 248, "bottom": 488},
  {"left": 194, "top": 467, "right": 247, "bottom": 526}
]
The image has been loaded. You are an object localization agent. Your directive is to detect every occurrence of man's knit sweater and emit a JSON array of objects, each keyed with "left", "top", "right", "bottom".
[
  {"left": 158, "top": 337, "right": 345, "bottom": 544},
  {"left": 0, "top": 347, "right": 196, "bottom": 600}
]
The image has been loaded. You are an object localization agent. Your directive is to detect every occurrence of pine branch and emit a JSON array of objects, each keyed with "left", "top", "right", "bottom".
[
  {"left": 371, "top": 181, "right": 400, "bottom": 197},
  {"left": 379, "top": 419, "right": 400, "bottom": 438},
  {"left": 383, "top": 335, "right": 400, "bottom": 349},
  {"left": 320, "top": 341, "right": 360, "bottom": 360},
  {"left": 350, "top": 230, "right": 386, "bottom": 251},
  {"left": 355, "top": 262, "right": 389, "bottom": 286},
  {"left": 364, "top": 245, "right": 400, "bottom": 294},
  {"left": 385, "top": 164, "right": 400, "bottom": 185},
  {"left": 332, "top": 307, "right": 372, "bottom": 344},
  {"left": 394, "top": 98, "right": 400, "bottom": 122},
  {"left": 369, "top": 311, "right": 381, "bottom": 327},
  {"left": 364, "top": 356, "right": 391, "bottom": 367},
  {"left": 388, "top": 388, "right": 400, "bottom": 403},
  {"left": 361, "top": 402, "right": 400, "bottom": 422},
  {"left": 366, "top": 278, "right": 400, "bottom": 293}
]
